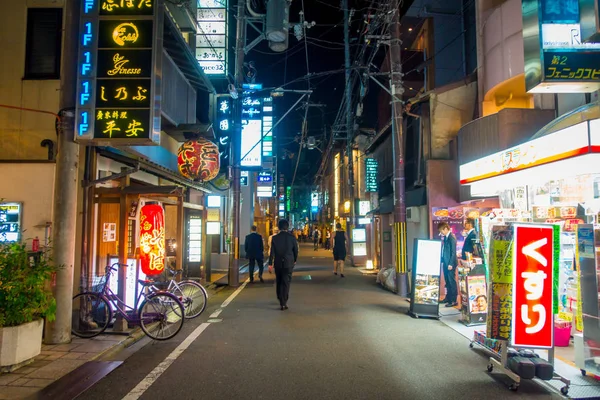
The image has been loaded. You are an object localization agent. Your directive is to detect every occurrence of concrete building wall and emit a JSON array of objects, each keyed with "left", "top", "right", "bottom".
[{"left": 0, "top": 0, "right": 63, "bottom": 160}]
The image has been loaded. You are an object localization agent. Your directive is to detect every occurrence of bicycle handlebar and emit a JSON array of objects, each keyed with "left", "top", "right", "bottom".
[{"left": 106, "top": 262, "right": 129, "bottom": 272}]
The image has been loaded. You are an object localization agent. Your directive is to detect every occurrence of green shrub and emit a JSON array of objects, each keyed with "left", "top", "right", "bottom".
[{"left": 0, "top": 241, "right": 57, "bottom": 328}]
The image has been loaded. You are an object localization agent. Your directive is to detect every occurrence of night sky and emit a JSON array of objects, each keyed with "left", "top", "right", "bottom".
[{"left": 242, "top": 0, "right": 382, "bottom": 184}]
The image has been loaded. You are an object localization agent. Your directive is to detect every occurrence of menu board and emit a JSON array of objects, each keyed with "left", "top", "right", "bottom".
[{"left": 0, "top": 203, "right": 21, "bottom": 242}]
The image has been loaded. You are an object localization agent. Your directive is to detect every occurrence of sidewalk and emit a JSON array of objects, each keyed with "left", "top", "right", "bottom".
[
  {"left": 0, "top": 334, "right": 132, "bottom": 399},
  {"left": 0, "top": 281, "right": 220, "bottom": 399}
]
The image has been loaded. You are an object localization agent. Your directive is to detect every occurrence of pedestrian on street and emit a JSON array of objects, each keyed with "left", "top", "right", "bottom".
[
  {"left": 267, "top": 228, "right": 277, "bottom": 274},
  {"left": 245, "top": 225, "right": 265, "bottom": 283},
  {"left": 332, "top": 223, "right": 348, "bottom": 278},
  {"left": 268, "top": 219, "right": 298, "bottom": 310},
  {"left": 438, "top": 222, "right": 458, "bottom": 307},
  {"left": 325, "top": 229, "right": 331, "bottom": 250},
  {"left": 313, "top": 228, "right": 320, "bottom": 251}
]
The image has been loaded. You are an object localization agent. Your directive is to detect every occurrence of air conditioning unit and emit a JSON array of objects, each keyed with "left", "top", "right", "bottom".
[{"left": 406, "top": 207, "right": 420, "bottom": 223}]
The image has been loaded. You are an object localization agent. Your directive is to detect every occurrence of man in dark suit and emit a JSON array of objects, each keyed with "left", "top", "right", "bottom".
[
  {"left": 462, "top": 217, "right": 477, "bottom": 262},
  {"left": 438, "top": 222, "right": 458, "bottom": 307},
  {"left": 245, "top": 225, "right": 264, "bottom": 283},
  {"left": 268, "top": 219, "right": 298, "bottom": 310}
]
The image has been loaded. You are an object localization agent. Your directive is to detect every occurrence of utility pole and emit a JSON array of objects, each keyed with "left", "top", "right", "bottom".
[
  {"left": 45, "top": 0, "right": 80, "bottom": 344},
  {"left": 389, "top": 2, "right": 408, "bottom": 297},
  {"left": 343, "top": 0, "right": 355, "bottom": 249},
  {"left": 229, "top": 0, "right": 247, "bottom": 288}
]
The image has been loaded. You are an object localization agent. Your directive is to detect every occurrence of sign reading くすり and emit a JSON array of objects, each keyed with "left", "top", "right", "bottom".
[{"left": 512, "top": 225, "right": 555, "bottom": 348}]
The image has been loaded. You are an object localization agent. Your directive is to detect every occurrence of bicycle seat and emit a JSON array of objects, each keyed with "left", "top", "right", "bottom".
[{"left": 138, "top": 279, "right": 156, "bottom": 286}]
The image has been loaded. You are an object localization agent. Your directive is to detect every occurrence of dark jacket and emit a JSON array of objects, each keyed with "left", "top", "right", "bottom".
[
  {"left": 244, "top": 232, "right": 264, "bottom": 259},
  {"left": 441, "top": 233, "right": 458, "bottom": 268},
  {"left": 462, "top": 230, "right": 477, "bottom": 260},
  {"left": 268, "top": 231, "right": 298, "bottom": 270}
]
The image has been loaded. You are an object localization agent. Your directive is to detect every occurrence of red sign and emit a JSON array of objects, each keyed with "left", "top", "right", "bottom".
[{"left": 512, "top": 225, "right": 555, "bottom": 348}]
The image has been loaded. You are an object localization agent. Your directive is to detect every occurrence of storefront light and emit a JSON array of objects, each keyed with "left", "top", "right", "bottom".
[
  {"left": 139, "top": 204, "right": 166, "bottom": 276},
  {"left": 366, "top": 260, "right": 374, "bottom": 270},
  {"left": 344, "top": 201, "right": 351, "bottom": 212}
]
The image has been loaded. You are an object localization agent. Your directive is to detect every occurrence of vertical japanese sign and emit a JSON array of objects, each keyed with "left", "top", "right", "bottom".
[
  {"left": 215, "top": 96, "right": 231, "bottom": 172},
  {"left": 75, "top": 0, "right": 162, "bottom": 144},
  {"left": 262, "top": 97, "right": 274, "bottom": 161},
  {"left": 197, "top": 0, "right": 228, "bottom": 76},
  {"left": 365, "top": 158, "right": 378, "bottom": 192},
  {"left": 487, "top": 225, "right": 514, "bottom": 340},
  {"left": 240, "top": 95, "right": 263, "bottom": 168},
  {"left": 512, "top": 224, "right": 556, "bottom": 348}
]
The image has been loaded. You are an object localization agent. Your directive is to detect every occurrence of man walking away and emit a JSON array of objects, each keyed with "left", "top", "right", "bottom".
[
  {"left": 438, "top": 222, "right": 458, "bottom": 307},
  {"left": 245, "top": 225, "right": 265, "bottom": 283},
  {"left": 313, "top": 228, "right": 320, "bottom": 251},
  {"left": 268, "top": 219, "right": 298, "bottom": 310}
]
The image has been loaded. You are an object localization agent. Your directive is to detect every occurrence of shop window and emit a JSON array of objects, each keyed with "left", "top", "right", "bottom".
[
  {"left": 127, "top": 219, "right": 136, "bottom": 256},
  {"left": 24, "top": 8, "right": 63, "bottom": 79}
]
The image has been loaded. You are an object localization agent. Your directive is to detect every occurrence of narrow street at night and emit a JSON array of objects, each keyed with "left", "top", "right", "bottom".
[{"left": 78, "top": 244, "right": 560, "bottom": 400}]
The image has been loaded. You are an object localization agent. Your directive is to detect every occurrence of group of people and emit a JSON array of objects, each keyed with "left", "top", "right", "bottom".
[
  {"left": 438, "top": 217, "right": 478, "bottom": 307},
  {"left": 244, "top": 221, "right": 350, "bottom": 310}
]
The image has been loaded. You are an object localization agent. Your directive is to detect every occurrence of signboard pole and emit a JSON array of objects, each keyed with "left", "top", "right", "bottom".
[
  {"left": 45, "top": 0, "right": 81, "bottom": 345},
  {"left": 228, "top": 0, "right": 246, "bottom": 288}
]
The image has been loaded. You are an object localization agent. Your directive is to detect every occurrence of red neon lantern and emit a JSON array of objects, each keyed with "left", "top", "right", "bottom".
[
  {"left": 177, "top": 138, "right": 220, "bottom": 182},
  {"left": 139, "top": 204, "right": 165, "bottom": 276}
]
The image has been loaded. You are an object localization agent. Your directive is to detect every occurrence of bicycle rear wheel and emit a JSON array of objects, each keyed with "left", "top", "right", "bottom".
[
  {"left": 172, "top": 281, "right": 208, "bottom": 319},
  {"left": 71, "top": 292, "right": 111, "bottom": 338},
  {"left": 138, "top": 292, "right": 184, "bottom": 340}
]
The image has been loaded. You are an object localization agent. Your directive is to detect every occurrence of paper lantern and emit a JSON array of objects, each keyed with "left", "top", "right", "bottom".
[
  {"left": 178, "top": 138, "right": 220, "bottom": 182},
  {"left": 139, "top": 204, "right": 165, "bottom": 276}
]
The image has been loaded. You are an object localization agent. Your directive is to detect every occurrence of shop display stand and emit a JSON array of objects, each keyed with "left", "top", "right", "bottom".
[{"left": 475, "top": 336, "right": 571, "bottom": 394}]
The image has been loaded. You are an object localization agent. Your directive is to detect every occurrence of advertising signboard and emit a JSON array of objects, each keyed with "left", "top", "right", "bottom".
[
  {"left": 75, "top": 0, "right": 162, "bottom": 144},
  {"left": 365, "top": 159, "right": 378, "bottom": 192},
  {"left": 409, "top": 239, "right": 442, "bottom": 318},
  {"left": 511, "top": 224, "right": 556, "bottom": 348},
  {"left": 0, "top": 203, "right": 21, "bottom": 242},
  {"left": 196, "top": 0, "right": 228, "bottom": 76}
]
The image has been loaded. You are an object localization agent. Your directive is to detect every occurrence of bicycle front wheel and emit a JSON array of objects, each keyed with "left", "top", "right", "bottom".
[
  {"left": 138, "top": 292, "right": 184, "bottom": 340},
  {"left": 173, "top": 281, "right": 208, "bottom": 319},
  {"left": 71, "top": 292, "right": 111, "bottom": 338}
]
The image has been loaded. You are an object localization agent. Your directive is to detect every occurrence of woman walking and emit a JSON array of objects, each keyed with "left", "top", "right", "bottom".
[{"left": 332, "top": 223, "right": 348, "bottom": 278}]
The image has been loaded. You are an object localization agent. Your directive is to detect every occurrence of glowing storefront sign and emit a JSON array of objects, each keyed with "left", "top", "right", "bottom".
[
  {"left": 197, "top": 0, "right": 228, "bottom": 76},
  {"left": 75, "top": 0, "right": 160, "bottom": 144},
  {"left": 460, "top": 121, "right": 590, "bottom": 185},
  {"left": 358, "top": 200, "right": 371, "bottom": 216},
  {"left": 139, "top": 204, "right": 166, "bottom": 276},
  {"left": 512, "top": 224, "right": 557, "bottom": 348},
  {"left": 240, "top": 120, "right": 263, "bottom": 167},
  {"left": 0, "top": 203, "right": 21, "bottom": 242},
  {"left": 334, "top": 154, "right": 340, "bottom": 217}
]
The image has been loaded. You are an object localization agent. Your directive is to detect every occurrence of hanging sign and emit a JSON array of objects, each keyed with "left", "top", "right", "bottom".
[
  {"left": 75, "top": 0, "right": 162, "bottom": 144},
  {"left": 511, "top": 224, "right": 556, "bottom": 348},
  {"left": 365, "top": 159, "right": 378, "bottom": 192},
  {"left": 196, "top": 0, "right": 228, "bottom": 75},
  {"left": 139, "top": 204, "right": 166, "bottom": 275}
]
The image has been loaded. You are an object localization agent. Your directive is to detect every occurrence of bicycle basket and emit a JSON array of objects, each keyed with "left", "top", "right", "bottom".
[{"left": 80, "top": 274, "right": 108, "bottom": 293}]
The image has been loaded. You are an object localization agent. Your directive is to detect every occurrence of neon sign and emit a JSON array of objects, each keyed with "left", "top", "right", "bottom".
[{"left": 75, "top": 0, "right": 160, "bottom": 144}]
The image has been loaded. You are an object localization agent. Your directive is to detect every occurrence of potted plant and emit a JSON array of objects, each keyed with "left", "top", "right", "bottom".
[{"left": 0, "top": 239, "right": 56, "bottom": 370}]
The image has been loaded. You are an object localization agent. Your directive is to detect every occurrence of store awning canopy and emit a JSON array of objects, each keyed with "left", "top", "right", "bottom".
[
  {"left": 459, "top": 107, "right": 600, "bottom": 197},
  {"left": 163, "top": 11, "right": 215, "bottom": 94}
]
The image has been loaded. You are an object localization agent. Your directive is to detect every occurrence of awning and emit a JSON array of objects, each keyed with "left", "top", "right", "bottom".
[
  {"left": 460, "top": 109, "right": 600, "bottom": 196},
  {"left": 163, "top": 11, "right": 215, "bottom": 94},
  {"left": 98, "top": 147, "right": 212, "bottom": 194}
]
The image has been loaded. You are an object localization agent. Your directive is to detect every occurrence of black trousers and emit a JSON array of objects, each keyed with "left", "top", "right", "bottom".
[
  {"left": 248, "top": 258, "right": 264, "bottom": 281},
  {"left": 443, "top": 265, "right": 457, "bottom": 303},
  {"left": 275, "top": 267, "right": 293, "bottom": 306}
]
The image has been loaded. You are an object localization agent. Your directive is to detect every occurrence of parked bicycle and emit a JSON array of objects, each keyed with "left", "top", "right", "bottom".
[
  {"left": 153, "top": 268, "right": 208, "bottom": 319},
  {"left": 71, "top": 262, "right": 185, "bottom": 341}
]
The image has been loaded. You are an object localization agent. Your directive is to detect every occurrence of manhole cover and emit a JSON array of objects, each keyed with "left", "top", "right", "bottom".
[{"left": 208, "top": 318, "right": 223, "bottom": 323}]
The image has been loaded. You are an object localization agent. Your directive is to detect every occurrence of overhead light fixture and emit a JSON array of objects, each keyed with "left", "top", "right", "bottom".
[{"left": 408, "top": 27, "right": 413, "bottom": 31}]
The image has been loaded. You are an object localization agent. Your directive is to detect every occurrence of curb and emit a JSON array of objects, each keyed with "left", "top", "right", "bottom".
[{"left": 91, "top": 328, "right": 147, "bottom": 361}]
